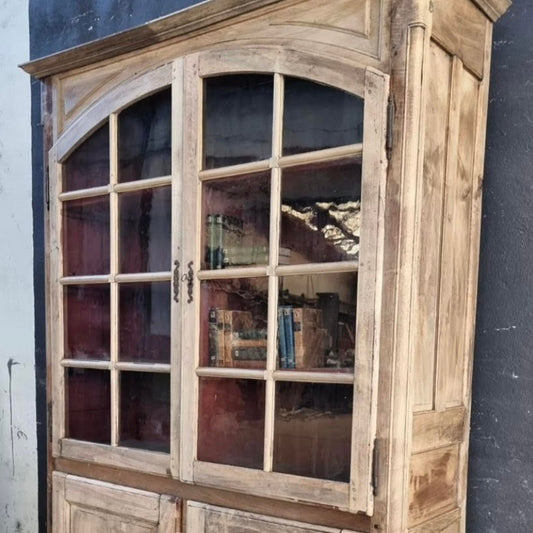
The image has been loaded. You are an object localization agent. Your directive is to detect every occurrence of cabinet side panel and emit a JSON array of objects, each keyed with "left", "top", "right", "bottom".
[
  {"left": 435, "top": 68, "right": 479, "bottom": 410},
  {"left": 412, "top": 40, "right": 452, "bottom": 412}
]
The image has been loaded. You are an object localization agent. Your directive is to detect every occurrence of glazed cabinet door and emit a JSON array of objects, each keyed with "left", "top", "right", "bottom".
[
  {"left": 52, "top": 473, "right": 180, "bottom": 532},
  {"left": 179, "top": 51, "right": 389, "bottom": 514}
]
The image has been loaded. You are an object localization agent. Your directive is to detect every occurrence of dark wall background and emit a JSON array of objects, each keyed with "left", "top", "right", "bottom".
[
  {"left": 467, "top": 0, "right": 533, "bottom": 531},
  {"left": 29, "top": 1, "right": 532, "bottom": 531}
]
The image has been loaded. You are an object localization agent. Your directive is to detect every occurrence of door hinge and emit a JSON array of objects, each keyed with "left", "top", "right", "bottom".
[
  {"left": 372, "top": 438, "right": 379, "bottom": 496},
  {"left": 386, "top": 96, "right": 395, "bottom": 160}
]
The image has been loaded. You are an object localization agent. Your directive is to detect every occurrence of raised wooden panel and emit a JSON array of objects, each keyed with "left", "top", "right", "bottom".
[
  {"left": 52, "top": 472, "right": 180, "bottom": 533},
  {"left": 436, "top": 66, "right": 479, "bottom": 410},
  {"left": 412, "top": 41, "right": 452, "bottom": 411},
  {"left": 185, "top": 502, "right": 358, "bottom": 533},
  {"left": 432, "top": 0, "right": 489, "bottom": 80},
  {"left": 408, "top": 446, "right": 459, "bottom": 527},
  {"left": 412, "top": 408, "right": 465, "bottom": 455}
]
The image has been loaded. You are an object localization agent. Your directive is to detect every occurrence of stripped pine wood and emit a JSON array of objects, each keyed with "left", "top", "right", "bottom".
[
  {"left": 52, "top": 472, "right": 68, "bottom": 533},
  {"left": 457, "top": 22, "right": 495, "bottom": 533},
  {"left": 411, "top": 408, "right": 465, "bottom": 455},
  {"left": 412, "top": 40, "right": 452, "bottom": 412},
  {"left": 179, "top": 54, "right": 200, "bottom": 483},
  {"left": 60, "top": 439, "right": 170, "bottom": 475},
  {"left": 37, "top": 0, "right": 511, "bottom": 531},
  {"left": 408, "top": 446, "right": 459, "bottom": 527},
  {"left": 435, "top": 63, "right": 478, "bottom": 411}
]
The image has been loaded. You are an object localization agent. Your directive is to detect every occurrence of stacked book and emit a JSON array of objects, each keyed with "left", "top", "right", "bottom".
[
  {"left": 278, "top": 307, "right": 327, "bottom": 369},
  {"left": 208, "top": 308, "right": 267, "bottom": 368},
  {"left": 205, "top": 213, "right": 291, "bottom": 268}
]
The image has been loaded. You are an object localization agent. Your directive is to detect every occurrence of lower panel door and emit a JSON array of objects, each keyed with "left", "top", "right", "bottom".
[{"left": 52, "top": 472, "right": 179, "bottom": 532}]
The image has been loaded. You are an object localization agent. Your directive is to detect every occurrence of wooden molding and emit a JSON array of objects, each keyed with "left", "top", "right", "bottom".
[
  {"left": 20, "top": 0, "right": 286, "bottom": 78},
  {"left": 471, "top": 0, "right": 512, "bottom": 22}
]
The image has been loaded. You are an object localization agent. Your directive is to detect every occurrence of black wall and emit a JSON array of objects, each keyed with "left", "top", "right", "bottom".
[
  {"left": 467, "top": 0, "right": 533, "bottom": 531},
  {"left": 29, "top": 1, "right": 532, "bottom": 531}
]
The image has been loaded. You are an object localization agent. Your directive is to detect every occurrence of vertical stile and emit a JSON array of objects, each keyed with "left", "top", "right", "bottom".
[
  {"left": 109, "top": 112, "right": 120, "bottom": 447},
  {"left": 263, "top": 73, "right": 284, "bottom": 472},
  {"left": 180, "top": 54, "right": 200, "bottom": 481},
  {"left": 170, "top": 58, "right": 185, "bottom": 476},
  {"left": 350, "top": 69, "right": 389, "bottom": 514},
  {"left": 50, "top": 147, "right": 65, "bottom": 453}
]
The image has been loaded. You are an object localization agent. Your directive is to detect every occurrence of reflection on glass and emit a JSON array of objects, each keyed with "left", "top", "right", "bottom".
[
  {"left": 63, "top": 123, "right": 110, "bottom": 191},
  {"left": 64, "top": 285, "right": 110, "bottom": 360},
  {"left": 120, "top": 372, "right": 170, "bottom": 452},
  {"left": 67, "top": 368, "right": 110, "bottom": 444},
  {"left": 119, "top": 282, "right": 170, "bottom": 363},
  {"left": 63, "top": 196, "right": 110, "bottom": 276},
  {"left": 273, "top": 382, "right": 353, "bottom": 481},
  {"left": 200, "top": 278, "right": 268, "bottom": 369},
  {"left": 118, "top": 88, "right": 171, "bottom": 182},
  {"left": 202, "top": 173, "right": 270, "bottom": 270},
  {"left": 198, "top": 378, "right": 265, "bottom": 469},
  {"left": 119, "top": 186, "right": 171, "bottom": 273},
  {"left": 280, "top": 160, "right": 361, "bottom": 264},
  {"left": 283, "top": 77, "right": 364, "bottom": 156},
  {"left": 277, "top": 272, "right": 357, "bottom": 370},
  {"left": 204, "top": 75, "right": 273, "bottom": 168}
]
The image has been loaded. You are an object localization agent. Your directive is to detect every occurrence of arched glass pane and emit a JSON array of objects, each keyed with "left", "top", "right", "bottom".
[
  {"left": 63, "top": 122, "right": 109, "bottom": 191},
  {"left": 118, "top": 88, "right": 171, "bottom": 182},
  {"left": 203, "top": 75, "right": 274, "bottom": 169},
  {"left": 283, "top": 77, "right": 364, "bottom": 155}
]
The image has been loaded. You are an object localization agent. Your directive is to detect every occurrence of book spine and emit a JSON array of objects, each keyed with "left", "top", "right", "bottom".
[
  {"left": 278, "top": 307, "right": 288, "bottom": 369},
  {"left": 283, "top": 306, "right": 295, "bottom": 369},
  {"left": 216, "top": 309, "right": 225, "bottom": 367},
  {"left": 232, "top": 346, "right": 267, "bottom": 361},
  {"left": 215, "top": 214, "right": 224, "bottom": 268},
  {"left": 205, "top": 214, "right": 217, "bottom": 269},
  {"left": 208, "top": 307, "right": 218, "bottom": 366}
]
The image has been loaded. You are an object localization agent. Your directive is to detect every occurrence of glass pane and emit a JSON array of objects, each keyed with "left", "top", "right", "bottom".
[
  {"left": 200, "top": 278, "right": 268, "bottom": 369},
  {"left": 118, "top": 88, "right": 171, "bottom": 182},
  {"left": 63, "top": 123, "right": 109, "bottom": 191},
  {"left": 283, "top": 77, "right": 364, "bottom": 156},
  {"left": 198, "top": 378, "right": 265, "bottom": 469},
  {"left": 64, "top": 285, "right": 110, "bottom": 360},
  {"left": 273, "top": 382, "right": 352, "bottom": 481},
  {"left": 63, "top": 196, "right": 110, "bottom": 276},
  {"left": 204, "top": 75, "right": 273, "bottom": 169},
  {"left": 119, "top": 282, "right": 170, "bottom": 363},
  {"left": 119, "top": 186, "right": 171, "bottom": 273},
  {"left": 67, "top": 368, "right": 110, "bottom": 444},
  {"left": 202, "top": 173, "right": 270, "bottom": 270},
  {"left": 119, "top": 372, "right": 170, "bottom": 452},
  {"left": 278, "top": 272, "right": 357, "bottom": 370},
  {"left": 280, "top": 160, "right": 361, "bottom": 264}
]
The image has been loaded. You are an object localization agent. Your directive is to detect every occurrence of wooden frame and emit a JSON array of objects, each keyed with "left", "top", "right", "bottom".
[{"left": 33, "top": 0, "right": 512, "bottom": 531}]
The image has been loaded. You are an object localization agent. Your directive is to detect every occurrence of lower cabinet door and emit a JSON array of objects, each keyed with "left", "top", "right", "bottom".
[
  {"left": 52, "top": 472, "right": 179, "bottom": 532},
  {"left": 185, "top": 502, "right": 360, "bottom": 533}
]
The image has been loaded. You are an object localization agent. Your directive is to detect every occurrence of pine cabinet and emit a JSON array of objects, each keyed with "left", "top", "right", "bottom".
[{"left": 23, "top": 0, "right": 511, "bottom": 531}]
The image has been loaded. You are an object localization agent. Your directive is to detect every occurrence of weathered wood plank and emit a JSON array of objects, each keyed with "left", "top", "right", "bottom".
[
  {"left": 408, "top": 508, "right": 460, "bottom": 533},
  {"left": 432, "top": 0, "right": 489, "bottom": 80},
  {"left": 412, "top": 408, "right": 465, "bottom": 455},
  {"left": 408, "top": 446, "right": 459, "bottom": 527},
  {"left": 412, "top": 40, "right": 452, "bottom": 412}
]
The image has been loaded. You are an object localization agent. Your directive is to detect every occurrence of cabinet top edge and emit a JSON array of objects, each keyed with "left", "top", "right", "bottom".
[
  {"left": 471, "top": 0, "right": 512, "bottom": 22},
  {"left": 20, "top": 0, "right": 286, "bottom": 78}
]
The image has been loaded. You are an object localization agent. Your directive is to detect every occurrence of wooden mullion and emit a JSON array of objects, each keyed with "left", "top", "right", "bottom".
[
  {"left": 272, "top": 371, "right": 354, "bottom": 384},
  {"left": 198, "top": 159, "right": 271, "bottom": 181},
  {"left": 59, "top": 185, "right": 110, "bottom": 201},
  {"left": 196, "top": 367, "right": 265, "bottom": 380},
  {"left": 196, "top": 266, "right": 267, "bottom": 280},
  {"left": 276, "top": 261, "right": 359, "bottom": 277},
  {"left": 278, "top": 144, "right": 363, "bottom": 169},
  {"left": 116, "top": 363, "right": 172, "bottom": 373},
  {"left": 109, "top": 112, "right": 120, "bottom": 448},
  {"left": 114, "top": 272, "right": 171, "bottom": 283},
  {"left": 263, "top": 72, "right": 284, "bottom": 473},
  {"left": 60, "top": 275, "right": 110, "bottom": 285},
  {"left": 113, "top": 175, "right": 172, "bottom": 193},
  {"left": 61, "top": 360, "right": 111, "bottom": 370},
  {"left": 170, "top": 57, "right": 185, "bottom": 478}
]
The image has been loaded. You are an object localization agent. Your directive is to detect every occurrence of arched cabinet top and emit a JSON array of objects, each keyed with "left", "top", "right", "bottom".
[{"left": 54, "top": 46, "right": 373, "bottom": 162}]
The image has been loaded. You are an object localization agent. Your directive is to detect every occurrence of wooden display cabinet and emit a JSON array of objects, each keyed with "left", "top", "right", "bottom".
[{"left": 22, "top": 0, "right": 511, "bottom": 531}]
